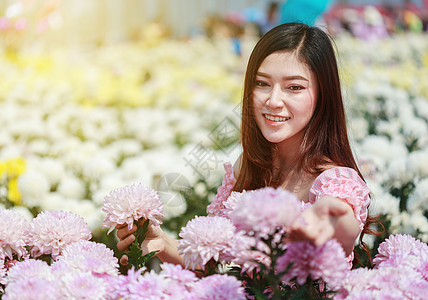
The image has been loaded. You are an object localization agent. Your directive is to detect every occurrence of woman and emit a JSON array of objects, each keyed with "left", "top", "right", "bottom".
[{"left": 117, "top": 22, "right": 374, "bottom": 267}]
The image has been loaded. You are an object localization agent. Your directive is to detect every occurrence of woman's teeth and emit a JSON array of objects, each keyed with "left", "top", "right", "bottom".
[{"left": 264, "top": 114, "right": 289, "bottom": 122}]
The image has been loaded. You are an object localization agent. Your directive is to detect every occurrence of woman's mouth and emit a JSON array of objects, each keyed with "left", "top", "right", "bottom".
[{"left": 263, "top": 114, "right": 290, "bottom": 122}]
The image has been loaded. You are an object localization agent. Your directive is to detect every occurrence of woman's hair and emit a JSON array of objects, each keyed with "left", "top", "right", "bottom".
[
  {"left": 234, "top": 22, "right": 361, "bottom": 191},
  {"left": 233, "top": 22, "right": 382, "bottom": 267}
]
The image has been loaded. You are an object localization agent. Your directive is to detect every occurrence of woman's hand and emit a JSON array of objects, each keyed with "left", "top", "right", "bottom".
[
  {"left": 288, "top": 195, "right": 360, "bottom": 256},
  {"left": 116, "top": 219, "right": 166, "bottom": 265}
]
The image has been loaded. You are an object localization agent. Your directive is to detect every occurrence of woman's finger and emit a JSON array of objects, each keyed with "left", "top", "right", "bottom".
[
  {"left": 116, "top": 223, "right": 137, "bottom": 240},
  {"left": 117, "top": 234, "right": 135, "bottom": 251},
  {"left": 120, "top": 254, "right": 129, "bottom": 266}
]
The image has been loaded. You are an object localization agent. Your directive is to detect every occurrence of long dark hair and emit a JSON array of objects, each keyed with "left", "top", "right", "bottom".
[{"left": 233, "top": 22, "right": 381, "bottom": 267}]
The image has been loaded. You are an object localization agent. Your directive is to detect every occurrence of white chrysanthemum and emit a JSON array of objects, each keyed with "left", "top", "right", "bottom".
[
  {"left": 55, "top": 240, "right": 119, "bottom": 276},
  {"left": 102, "top": 183, "right": 164, "bottom": 234},
  {"left": 0, "top": 209, "right": 28, "bottom": 260},
  {"left": 17, "top": 169, "right": 50, "bottom": 207},
  {"left": 408, "top": 149, "right": 428, "bottom": 178},
  {"left": 82, "top": 155, "right": 116, "bottom": 181},
  {"left": 57, "top": 175, "right": 86, "bottom": 199},
  {"left": 25, "top": 210, "right": 92, "bottom": 259},
  {"left": 407, "top": 178, "right": 428, "bottom": 212}
]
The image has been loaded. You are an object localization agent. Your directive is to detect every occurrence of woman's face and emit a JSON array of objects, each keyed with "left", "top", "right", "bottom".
[{"left": 252, "top": 51, "right": 318, "bottom": 147}]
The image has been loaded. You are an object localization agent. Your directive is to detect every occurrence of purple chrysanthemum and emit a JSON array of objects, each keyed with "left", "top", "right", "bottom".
[
  {"left": 373, "top": 234, "right": 428, "bottom": 267},
  {"left": 190, "top": 274, "right": 246, "bottom": 300},
  {"left": 102, "top": 183, "right": 164, "bottom": 234},
  {"left": 25, "top": 210, "right": 91, "bottom": 259},
  {"left": 229, "top": 187, "right": 302, "bottom": 237},
  {"left": 126, "top": 271, "right": 169, "bottom": 299},
  {"left": 178, "top": 216, "right": 236, "bottom": 269},
  {"left": 0, "top": 209, "right": 28, "bottom": 260},
  {"left": 54, "top": 240, "right": 119, "bottom": 276},
  {"left": 276, "top": 239, "right": 349, "bottom": 286}
]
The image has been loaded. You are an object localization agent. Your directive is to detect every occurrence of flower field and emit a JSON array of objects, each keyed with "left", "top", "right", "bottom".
[{"left": 1, "top": 31, "right": 428, "bottom": 298}]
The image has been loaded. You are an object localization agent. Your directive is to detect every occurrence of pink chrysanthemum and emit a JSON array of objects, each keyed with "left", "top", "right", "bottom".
[
  {"left": 222, "top": 191, "right": 246, "bottom": 218},
  {"left": 25, "top": 210, "right": 91, "bottom": 259},
  {"left": 54, "top": 240, "right": 119, "bottom": 276},
  {"left": 0, "top": 209, "right": 28, "bottom": 260},
  {"left": 61, "top": 272, "right": 108, "bottom": 300},
  {"left": 102, "top": 183, "right": 164, "bottom": 234},
  {"left": 5, "top": 259, "right": 52, "bottom": 285},
  {"left": 0, "top": 261, "right": 6, "bottom": 290},
  {"left": 125, "top": 271, "right": 169, "bottom": 299},
  {"left": 229, "top": 187, "right": 302, "bottom": 237},
  {"left": 190, "top": 274, "right": 246, "bottom": 300},
  {"left": 276, "top": 239, "right": 349, "bottom": 286},
  {"left": 334, "top": 266, "right": 428, "bottom": 300},
  {"left": 373, "top": 234, "right": 428, "bottom": 267},
  {"left": 178, "top": 216, "right": 236, "bottom": 269},
  {"left": 160, "top": 262, "right": 197, "bottom": 285},
  {"left": 227, "top": 233, "right": 271, "bottom": 273},
  {"left": 3, "top": 277, "right": 63, "bottom": 300}
]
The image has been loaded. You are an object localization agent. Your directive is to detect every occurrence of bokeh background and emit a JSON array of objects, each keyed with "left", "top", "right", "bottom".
[{"left": 1, "top": 0, "right": 428, "bottom": 263}]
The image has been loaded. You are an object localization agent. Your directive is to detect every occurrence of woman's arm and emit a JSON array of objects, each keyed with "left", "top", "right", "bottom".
[{"left": 288, "top": 195, "right": 360, "bottom": 256}]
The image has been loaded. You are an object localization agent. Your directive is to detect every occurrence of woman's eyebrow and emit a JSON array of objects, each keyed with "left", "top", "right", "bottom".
[{"left": 256, "top": 72, "right": 308, "bottom": 81}]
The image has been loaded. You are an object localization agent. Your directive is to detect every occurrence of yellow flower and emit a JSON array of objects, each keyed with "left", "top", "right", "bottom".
[
  {"left": 7, "top": 178, "right": 22, "bottom": 205},
  {"left": 5, "top": 158, "right": 27, "bottom": 179}
]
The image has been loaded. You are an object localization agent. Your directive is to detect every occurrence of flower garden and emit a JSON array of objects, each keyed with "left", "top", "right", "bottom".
[{"left": 1, "top": 29, "right": 428, "bottom": 298}]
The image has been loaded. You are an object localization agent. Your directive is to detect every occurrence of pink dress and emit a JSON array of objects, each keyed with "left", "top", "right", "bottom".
[{"left": 206, "top": 162, "right": 371, "bottom": 265}]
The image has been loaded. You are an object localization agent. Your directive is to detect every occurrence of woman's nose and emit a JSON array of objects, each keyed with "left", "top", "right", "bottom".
[{"left": 266, "top": 85, "right": 284, "bottom": 109}]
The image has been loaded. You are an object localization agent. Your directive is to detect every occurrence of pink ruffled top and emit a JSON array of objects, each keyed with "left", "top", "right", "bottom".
[
  {"left": 206, "top": 162, "right": 236, "bottom": 217},
  {"left": 207, "top": 164, "right": 371, "bottom": 265}
]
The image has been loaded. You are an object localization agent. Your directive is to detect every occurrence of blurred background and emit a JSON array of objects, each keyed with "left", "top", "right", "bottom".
[{"left": 1, "top": 0, "right": 428, "bottom": 264}]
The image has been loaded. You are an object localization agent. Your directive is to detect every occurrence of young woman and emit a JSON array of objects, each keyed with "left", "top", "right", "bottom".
[{"left": 116, "top": 22, "right": 374, "bottom": 267}]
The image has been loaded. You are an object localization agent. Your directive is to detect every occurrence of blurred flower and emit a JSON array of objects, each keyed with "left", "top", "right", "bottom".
[
  {"left": 373, "top": 234, "right": 428, "bottom": 268},
  {"left": 190, "top": 274, "right": 246, "bottom": 300},
  {"left": 178, "top": 215, "right": 236, "bottom": 269},
  {"left": 17, "top": 169, "right": 50, "bottom": 207},
  {"left": 229, "top": 187, "right": 302, "bottom": 237},
  {"left": 60, "top": 272, "right": 108, "bottom": 300},
  {"left": 102, "top": 183, "right": 164, "bottom": 234},
  {"left": 276, "top": 239, "right": 349, "bottom": 286},
  {"left": 2, "top": 277, "right": 63, "bottom": 300},
  {"left": 54, "top": 240, "right": 119, "bottom": 276},
  {"left": 0, "top": 208, "right": 28, "bottom": 260},
  {"left": 25, "top": 210, "right": 92, "bottom": 259},
  {"left": 5, "top": 259, "right": 52, "bottom": 285}
]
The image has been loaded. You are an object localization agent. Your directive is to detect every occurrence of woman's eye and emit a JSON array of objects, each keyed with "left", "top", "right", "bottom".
[
  {"left": 289, "top": 85, "right": 304, "bottom": 91},
  {"left": 255, "top": 80, "right": 269, "bottom": 87}
]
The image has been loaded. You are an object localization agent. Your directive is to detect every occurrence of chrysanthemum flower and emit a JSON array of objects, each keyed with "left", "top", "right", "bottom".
[
  {"left": 276, "top": 239, "right": 349, "bottom": 286},
  {"left": 334, "top": 266, "right": 428, "bottom": 300},
  {"left": 102, "top": 183, "right": 164, "bottom": 234},
  {"left": 0, "top": 262, "right": 6, "bottom": 290},
  {"left": 0, "top": 209, "right": 28, "bottom": 260},
  {"left": 373, "top": 234, "right": 428, "bottom": 267},
  {"left": 190, "top": 274, "right": 246, "bottom": 300},
  {"left": 61, "top": 272, "right": 109, "bottom": 300},
  {"left": 229, "top": 187, "right": 302, "bottom": 237},
  {"left": 178, "top": 216, "right": 236, "bottom": 269},
  {"left": 160, "top": 262, "right": 197, "bottom": 285},
  {"left": 54, "top": 240, "right": 119, "bottom": 276},
  {"left": 25, "top": 210, "right": 92, "bottom": 259},
  {"left": 2, "top": 277, "right": 63, "bottom": 300},
  {"left": 5, "top": 259, "right": 52, "bottom": 285}
]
